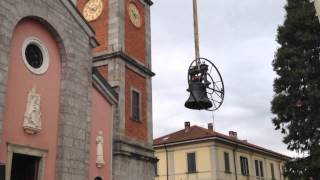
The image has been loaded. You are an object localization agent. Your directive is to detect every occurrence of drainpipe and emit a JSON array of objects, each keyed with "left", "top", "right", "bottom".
[
  {"left": 164, "top": 144, "right": 169, "bottom": 180},
  {"left": 233, "top": 145, "right": 238, "bottom": 180}
]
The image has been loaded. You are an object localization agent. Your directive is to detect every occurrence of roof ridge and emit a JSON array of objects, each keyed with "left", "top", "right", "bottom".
[
  {"left": 153, "top": 127, "right": 185, "bottom": 141},
  {"left": 154, "top": 125, "right": 215, "bottom": 141}
]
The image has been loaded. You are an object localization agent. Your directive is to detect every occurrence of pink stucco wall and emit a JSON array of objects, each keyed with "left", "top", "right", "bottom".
[
  {"left": 89, "top": 88, "right": 113, "bottom": 180},
  {"left": 0, "top": 19, "right": 61, "bottom": 179}
]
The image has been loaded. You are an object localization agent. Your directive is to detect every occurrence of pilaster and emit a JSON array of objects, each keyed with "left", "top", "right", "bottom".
[
  {"left": 109, "top": 0, "right": 126, "bottom": 52},
  {"left": 168, "top": 150, "right": 175, "bottom": 180},
  {"left": 210, "top": 143, "right": 219, "bottom": 180}
]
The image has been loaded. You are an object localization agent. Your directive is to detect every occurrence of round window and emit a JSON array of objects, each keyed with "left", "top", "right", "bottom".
[
  {"left": 94, "top": 177, "right": 102, "bottom": 180},
  {"left": 25, "top": 44, "right": 43, "bottom": 68},
  {"left": 22, "top": 37, "right": 49, "bottom": 74}
]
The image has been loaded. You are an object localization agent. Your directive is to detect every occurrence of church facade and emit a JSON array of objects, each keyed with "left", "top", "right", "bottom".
[{"left": 0, "top": 0, "right": 156, "bottom": 180}]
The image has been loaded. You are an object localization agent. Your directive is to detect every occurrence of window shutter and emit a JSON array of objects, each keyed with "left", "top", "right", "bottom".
[
  {"left": 271, "top": 163, "right": 275, "bottom": 179},
  {"left": 255, "top": 160, "right": 259, "bottom": 176},
  {"left": 224, "top": 152, "right": 230, "bottom": 172},
  {"left": 187, "top": 153, "right": 196, "bottom": 173},
  {"left": 259, "top": 161, "right": 264, "bottom": 177}
]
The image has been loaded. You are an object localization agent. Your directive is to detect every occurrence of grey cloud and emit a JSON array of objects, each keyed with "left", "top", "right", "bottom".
[{"left": 151, "top": 0, "right": 290, "bottom": 156}]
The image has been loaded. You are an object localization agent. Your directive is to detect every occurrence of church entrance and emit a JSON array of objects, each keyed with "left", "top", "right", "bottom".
[{"left": 10, "top": 153, "right": 40, "bottom": 180}]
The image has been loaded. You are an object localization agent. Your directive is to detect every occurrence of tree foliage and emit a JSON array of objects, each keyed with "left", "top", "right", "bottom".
[{"left": 272, "top": 0, "right": 320, "bottom": 179}]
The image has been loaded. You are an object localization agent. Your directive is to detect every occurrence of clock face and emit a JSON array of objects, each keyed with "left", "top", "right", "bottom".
[
  {"left": 128, "top": 3, "right": 142, "bottom": 28},
  {"left": 83, "top": 0, "right": 104, "bottom": 22}
]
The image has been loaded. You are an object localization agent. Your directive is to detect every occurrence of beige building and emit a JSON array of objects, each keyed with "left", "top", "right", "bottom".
[
  {"left": 315, "top": 0, "right": 320, "bottom": 21},
  {"left": 153, "top": 122, "right": 290, "bottom": 180}
]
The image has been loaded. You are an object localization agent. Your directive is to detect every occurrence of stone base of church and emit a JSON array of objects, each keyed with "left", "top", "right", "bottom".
[{"left": 113, "top": 140, "right": 157, "bottom": 180}]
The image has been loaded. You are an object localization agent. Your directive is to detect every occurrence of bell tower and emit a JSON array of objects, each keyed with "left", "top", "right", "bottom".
[{"left": 77, "top": 0, "right": 156, "bottom": 179}]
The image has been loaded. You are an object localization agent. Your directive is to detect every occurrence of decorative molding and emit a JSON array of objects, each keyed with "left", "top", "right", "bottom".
[
  {"left": 23, "top": 86, "right": 42, "bottom": 134},
  {"left": 96, "top": 131, "right": 105, "bottom": 168},
  {"left": 22, "top": 37, "right": 49, "bottom": 75},
  {"left": 6, "top": 143, "right": 47, "bottom": 180},
  {"left": 113, "top": 150, "right": 158, "bottom": 163},
  {"left": 154, "top": 137, "right": 290, "bottom": 161}
]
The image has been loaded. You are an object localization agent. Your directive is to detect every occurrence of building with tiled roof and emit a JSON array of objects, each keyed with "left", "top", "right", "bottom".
[{"left": 153, "top": 122, "right": 290, "bottom": 180}]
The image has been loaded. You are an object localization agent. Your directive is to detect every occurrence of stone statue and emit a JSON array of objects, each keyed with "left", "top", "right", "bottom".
[
  {"left": 96, "top": 131, "right": 105, "bottom": 168},
  {"left": 23, "top": 86, "right": 42, "bottom": 134}
]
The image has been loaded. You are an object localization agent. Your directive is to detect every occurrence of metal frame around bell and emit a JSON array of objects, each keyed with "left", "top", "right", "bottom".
[{"left": 187, "top": 57, "right": 225, "bottom": 111}]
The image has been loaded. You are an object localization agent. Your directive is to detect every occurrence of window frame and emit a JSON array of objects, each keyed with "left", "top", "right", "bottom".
[
  {"left": 130, "top": 88, "right": 141, "bottom": 121},
  {"left": 22, "top": 37, "right": 49, "bottom": 75},
  {"left": 224, "top": 152, "right": 231, "bottom": 173},
  {"left": 186, "top": 152, "right": 197, "bottom": 173},
  {"left": 254, "top": 159, "right": 264, "bottom": 177},
  {"left": 240, "top": 156, "right": 249, "bottom": 176},
  {"left": 270, "top": 163, "right": 275, "bottom": 180}
]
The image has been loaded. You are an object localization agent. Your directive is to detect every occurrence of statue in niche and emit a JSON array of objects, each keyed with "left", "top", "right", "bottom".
[
  {"left": 96, "top": 131, "right": 105, "bottom": 168},
  {"left": 23, "top": 86, "right": 42, "bottom": 134}
]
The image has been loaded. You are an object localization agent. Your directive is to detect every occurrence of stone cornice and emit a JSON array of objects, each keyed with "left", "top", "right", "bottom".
[
  {"left": 153, "top": 136, "right": 291, "bottom": 161},
  {"left": 92, "top": 68, "right": 119, "bottom": 104},
  {"left": 93, "top": 51, "right": 156, "bottom": 77}
]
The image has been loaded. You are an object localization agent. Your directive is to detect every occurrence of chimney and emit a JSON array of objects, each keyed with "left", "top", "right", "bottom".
[
  {"left": 229, "top": 131, "right": 238, "bottom": 139},
  {"left": 208, "top": 123, "right": 213, "bottom": 131},
  {"left": 185, "top": 122, "right": 190, "bottom": 132}
]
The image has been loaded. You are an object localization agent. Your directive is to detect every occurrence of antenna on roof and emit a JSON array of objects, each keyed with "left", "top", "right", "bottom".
[{"left": 211, "top": 110, "right": 215, "bottom": 131}]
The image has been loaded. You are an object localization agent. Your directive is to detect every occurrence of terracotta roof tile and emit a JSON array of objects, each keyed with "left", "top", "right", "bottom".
[{"left": 153, "top": 125, "right": 290, "bottom": 159}]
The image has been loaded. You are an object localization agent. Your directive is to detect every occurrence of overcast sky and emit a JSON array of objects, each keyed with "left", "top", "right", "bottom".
[{"left": 150, "top": 0, "right": 299, "bottom": 157}]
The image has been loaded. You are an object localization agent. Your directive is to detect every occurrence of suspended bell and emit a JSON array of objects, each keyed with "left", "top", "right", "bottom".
[{"left": 185, "top": 64, "right": 213, "bottom": 110}]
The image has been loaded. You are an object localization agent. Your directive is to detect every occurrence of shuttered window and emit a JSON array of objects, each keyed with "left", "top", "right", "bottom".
[
  {"left": 260, "top": 161, "right": 264, "bottom": 177},
  {"left": 224, "top": 152, "right": 230, "bottom": 172},
  {"left": 255, "top": 160, "right": 259, "bottom": 176},
  {"left": 255, "top": 160, "right": 264, "bottom": 177},
  {"left": 271, "top": 163, "right": 275, "bottom": 179},
  {"left": 240, "top": 156, "right": 249, "bottom": 176},
  {"left": 187, "top": 153, "right": 196, "bottom": 173}
]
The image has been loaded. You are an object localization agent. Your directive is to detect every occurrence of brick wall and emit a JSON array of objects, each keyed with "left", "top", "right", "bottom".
[
  {"left": 125, "top": 67, "right": 147, "bottom": 142},
  {"left": 77, "top": 0, "right": 109, "bottom": 52},
  {"left": 125, "top": 0, "right": 146, "bottom": 65},
  {"left": 97, "top": 65, "right": 108, "bottom": 80}
]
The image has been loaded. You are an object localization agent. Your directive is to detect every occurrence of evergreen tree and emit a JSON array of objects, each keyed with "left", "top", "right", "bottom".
[{"left": 272, "top": 0, "right": 320, "bottom": 179}]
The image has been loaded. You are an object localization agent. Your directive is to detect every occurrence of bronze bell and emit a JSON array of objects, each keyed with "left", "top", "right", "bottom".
[
  {"left": 185, "top": 81, "right": 213, "bottom": 110},
  {"left": 185, "top": 64, "right": 213, "bottom": 110}
]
